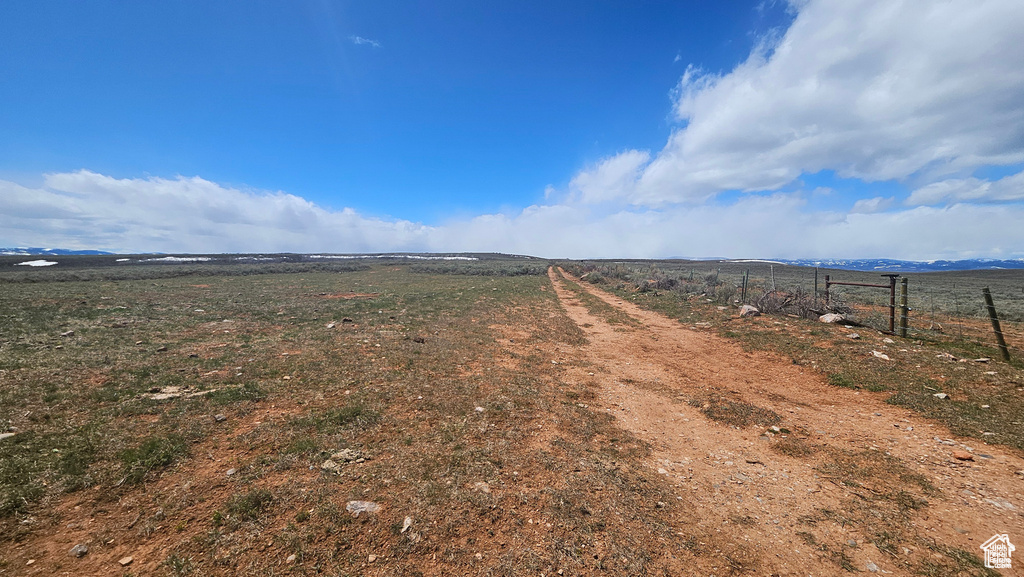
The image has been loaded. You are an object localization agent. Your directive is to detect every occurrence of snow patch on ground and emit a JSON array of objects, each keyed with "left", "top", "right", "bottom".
[
  {"left": 15, "top": 260, "right": 58, "bottom": 267},
  {"left": 309, "top": 254, "right": 478, "bottom": 261},
  {"left": 141, "top": 256, "right": 213, "bottom": 263}
]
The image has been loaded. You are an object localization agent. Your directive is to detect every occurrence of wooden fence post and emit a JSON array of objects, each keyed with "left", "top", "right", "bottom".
[
  {"left": 814, "top": 267, "right": 819, "bottom": 304},
  {"left": 899, "top": 278, "right": 909, "bottom": 338},
  {"left": 982, "top": 287, "right": 1011, "bottom": 361}
]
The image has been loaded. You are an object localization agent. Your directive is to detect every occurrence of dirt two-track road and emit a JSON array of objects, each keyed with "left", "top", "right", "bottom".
[{"left": 548, "top": 267, "right": 1024, "bottom": 576}]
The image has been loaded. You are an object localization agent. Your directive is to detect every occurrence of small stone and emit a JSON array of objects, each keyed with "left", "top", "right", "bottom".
[
  {"left": 933, "top": 393, "right": 949, "bottom": 400},
  {"left": 346, "top": 500, "right": 380, "bottom": 517},
  {"left": 156, "top": 345, "right": 168, "bottom": 352},
  {"left": 26, "top": 559, "right": 35, "bottom": 566},
  {"left": 342, "top": 317, "right": 353, "bottom": 323},
  {"left": 282, "top": 375, "right": 291, "bottom": 380},
  {"left": 326, "top": 322, "right": 336, "bottom": 329},
  {"left": 70, "top": 543, "right": 88, "bottom": 558},
  {"left": 401, "top": 516, "right": 413, "bottom": 533},
  {"left": 847, "top": 333, "right": 861, "bottom": 339},
  {"left": 871, "top": 350, "right": 890, "bottom": 360},
  {"left": 118, "top": 556, "right": 134, "bottom": 566},
  {"left": 472, "top": 481, "right": 491, "bottom": 494},
  {"left": 331, "top": 448, "right": 362, "bottom": 462},
  {"left": 819, "top": 313, "right": 845, "bottom": 323},
  {"left": 475, "top": 552, "right": 483, "bottom": 560},
  {"left": 848, "top": 540, "right": 857, "bottom": 547},
  {"left": 474, "top": 406, "right": 484, "bottom": 413},
  {"left": 953, "top": 451, "right": 974, "bottom": 461},
  {"left": 368, "top": 554, "right": 377, "bottom": 563},
  {"left": 866, "top": 561, "right": 879, "bottom": 572},
  {"left": 60, "top": 330, "right": 75, "bottom": 337},
  {"left": 214, "top": 414, "right": 227, "bottom": 422},
  {"left": 412, "top": 336, "right": 426, "bottom": 343},
  {"left": 286, "top": 554, "right": 296, "bottom": 563},
  {"left": 0, "top": 433, "right": 15, "bottom": 441},
  {"left": 882, "top": 338, "right": 895, "bottom": 344},
  {"left": 974, "top": 358, "right": 991, "bottom": 363},
  {"left": 320, "top": 459, "right": 340, "bottom": 472},
  {"left": 226, "top": 468, "right": 237, "bottom": 476},
  {"left": 981, "top": 405, "right": 990, "bottom": 409}
]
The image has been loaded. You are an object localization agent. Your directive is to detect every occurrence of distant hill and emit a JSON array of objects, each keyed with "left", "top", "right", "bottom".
[
  {"left": 4, "top": 249, "right": 1022, "bottom": 272},
  {"left": 0, "top": 247, "right": 114, "bottom": 256},
  {"left": 767, "top": 258, "right": 1024, "bottom": 272}
]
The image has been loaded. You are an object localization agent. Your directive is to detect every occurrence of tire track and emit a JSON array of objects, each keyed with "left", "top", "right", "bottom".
[{"left": 548, "top": 266, "right": 1024, "bottom": 576}]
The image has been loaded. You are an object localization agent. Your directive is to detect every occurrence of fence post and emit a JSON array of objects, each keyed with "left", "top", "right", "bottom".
[
  {"left": 982, "top": 287, "right": 1011, "bottom": 362},
  {"left": 814, "top": 267, "right": 819, "bottom": 304},
  {"left": 887, "top": 275, "right": 897, "bottom": 334},
  {"left": 899, "top": 278, "right": 909, "bottom": 338},
  {"left": 824, "top": 274, "right": 830, "bottom": 305}
]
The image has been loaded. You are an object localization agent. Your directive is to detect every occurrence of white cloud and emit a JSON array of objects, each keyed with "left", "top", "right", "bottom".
[
  {"left": 568, "top": 150, "right": 651, "bottom": 204},
  {"left": 850, "top": 196, "right": 893, "bottom": 214},
  {"left": 0, "top": 171, "right": 432, "bottom": 253},
  {"left": 5, "top": 171, "right": 1022, "bottom": 260},
  {"left": 575, "top": 0, "right": 1024, "bottom": 205},
  {"left": 349, "top": 35, "right": 381, "bottom": 48},
  {"left": 906, "top": 169, "right": 1024, "bottom": 205},
  {"left": 436, "top": 193, "right": 1024, "bottom": 260}
]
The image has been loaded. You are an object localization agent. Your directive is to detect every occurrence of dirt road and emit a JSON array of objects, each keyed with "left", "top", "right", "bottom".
[{"left": 548, "top": 267, "right": 1024, "bottom": 576}]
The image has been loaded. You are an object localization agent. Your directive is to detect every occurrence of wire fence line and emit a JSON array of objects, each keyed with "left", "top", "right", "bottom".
[
  {"left": 823, "top": 280, "right": 1024, "bottom": 357},
  {"left": 716, "top": 267, "right": 1024, "bottom": 357},
  {"left": 564, "top": 260, "right": 1024, "bottom": 357}
]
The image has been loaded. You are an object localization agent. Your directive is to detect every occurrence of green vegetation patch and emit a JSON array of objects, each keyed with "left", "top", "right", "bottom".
[{"left": 119, "top": 434, "right": 189, "bottom": 485}]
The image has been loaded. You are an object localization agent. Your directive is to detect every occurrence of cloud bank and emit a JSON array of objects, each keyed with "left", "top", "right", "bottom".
[{"left": 3, "top": 170, "right": 1024, "bottom": 260}]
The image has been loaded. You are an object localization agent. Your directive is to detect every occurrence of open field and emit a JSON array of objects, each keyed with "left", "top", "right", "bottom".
[{"left": 1, "top": 257, "right": 1023, "bottom": 576}]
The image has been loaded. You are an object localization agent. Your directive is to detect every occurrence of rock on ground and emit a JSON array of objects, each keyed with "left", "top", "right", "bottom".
[{"left": 739, "top": 305, "right": 760, "bottom": 317}]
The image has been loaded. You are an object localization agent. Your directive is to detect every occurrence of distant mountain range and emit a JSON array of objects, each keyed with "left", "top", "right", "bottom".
[
  {"left": 730, "top": 258, "right": 1024, "bottom": 272},
  {"left": 3, "top": 248, "right": 1023, "bottom": 272},
  {"left": 1, "top": 247, "right": 114, "bottom": 256}
]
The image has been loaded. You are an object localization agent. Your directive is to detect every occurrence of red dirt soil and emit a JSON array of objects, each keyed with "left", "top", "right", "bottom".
[{"left": 549, "top": 267, "right": 1024, "bottom": 576}]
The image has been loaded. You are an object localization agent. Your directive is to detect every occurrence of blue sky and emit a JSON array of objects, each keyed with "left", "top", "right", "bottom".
[{"left": 2, "top": 0, "right": 1024, "bottom": 259}]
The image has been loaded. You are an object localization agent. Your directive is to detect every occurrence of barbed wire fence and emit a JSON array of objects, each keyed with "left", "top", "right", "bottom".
[
  {"left": 820, "top": 275, "right": 1024, "bottom": 360},
  {"left": 900, "top": 281, "right": 1024, "bottom": 360},
  {"left": 569, "top": 261, "right": 1024, "bottom": 361}
]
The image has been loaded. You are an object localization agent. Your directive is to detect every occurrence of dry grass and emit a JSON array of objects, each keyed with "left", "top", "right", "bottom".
[{"left": 0, "top": 261, "right": 717, "bottom": 575}]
